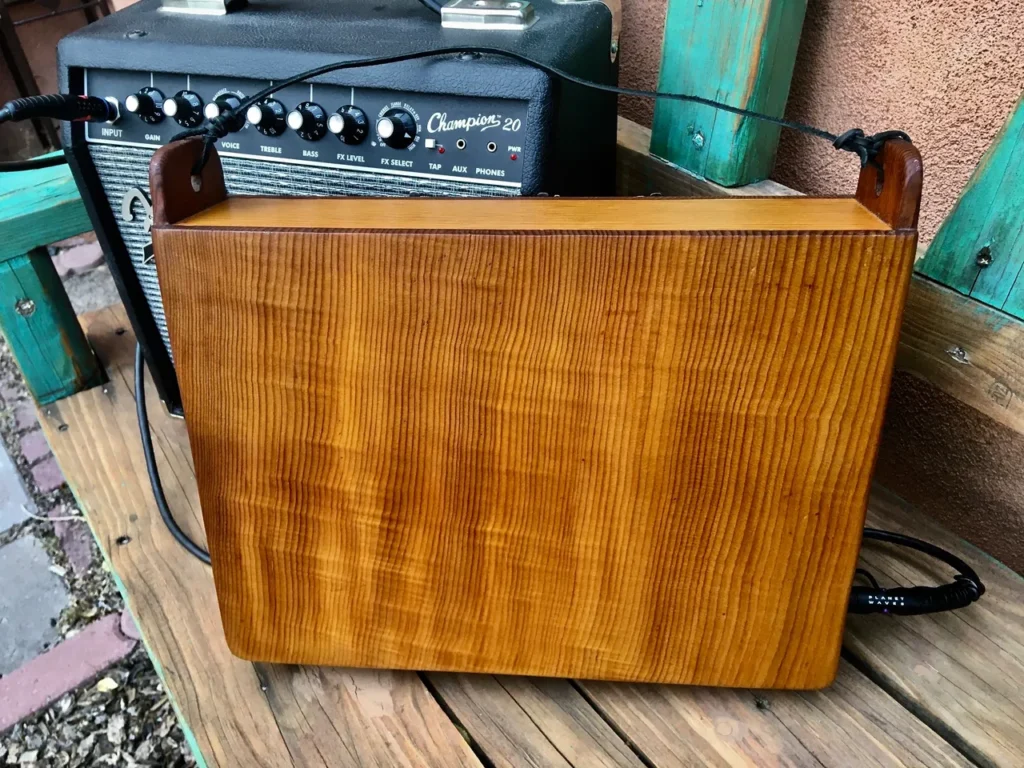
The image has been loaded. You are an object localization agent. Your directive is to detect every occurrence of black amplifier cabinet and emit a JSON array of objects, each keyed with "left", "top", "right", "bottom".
[{"left": 58, "top": 0, "right": 618, "bottom": 413}]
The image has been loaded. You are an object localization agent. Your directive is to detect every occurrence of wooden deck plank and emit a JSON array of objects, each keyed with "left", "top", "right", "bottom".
[
  {"left": 581, "top": 660, "right": 970, "bottom": 768},
  {"left": 254, "top": 665, "right": 480, "bottom": 767},
  {"left": 428, "top": 674, "right": 647, "bottom": 768},
  {"left": 851, "top": 489, "right": 1024, "bottom": 768},
  {"left": 38, "top": 306, "right": 482, "bottom": 768}
]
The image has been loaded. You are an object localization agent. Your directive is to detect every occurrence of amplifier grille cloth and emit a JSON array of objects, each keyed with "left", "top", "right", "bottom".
[{"left": 88, "top": 144, "right": 518, "bottom": 362}]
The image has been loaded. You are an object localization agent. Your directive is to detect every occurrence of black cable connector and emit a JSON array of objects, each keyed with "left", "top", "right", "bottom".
[
  {"left": 849, "top": 528, "right": 984, "bottom": 615},
  {"left": 135, "top": 343, "right": 211, "bottom": 565},
  {"left": 1, "top": 94, "right": 117, "bottom": 125}
]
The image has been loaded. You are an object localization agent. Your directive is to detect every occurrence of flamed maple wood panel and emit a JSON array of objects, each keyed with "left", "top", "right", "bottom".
[
  {"left": 176, "top": 196, "right": 890, "bottom": 232},
  {"left": 37, "top": 307, "right": 484, "bottom": 768},
  {"left": 154, "top": 220, "right": 916, "bottom": 689}
]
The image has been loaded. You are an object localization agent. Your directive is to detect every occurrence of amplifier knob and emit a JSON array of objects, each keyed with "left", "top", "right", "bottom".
[
  {"left": 376, "top": 108, "right": 417, "bottom": 149},
  {"left": 204, "top": 92, "right": 245, "bottom": 130},
  {"left": 162, "top": 90, "right": 204, "bottom": 128},
  {"left": 125, "top": 87, "right": 164, "bottom": 123},
  {"left": 286, "top": 102, "right": 328, "bottom": 141},
  {"left": 246, "top": 98, "right": 287, "bottom": 137},
  {"left": 328, "top": 106, "right": 369, "bottom": 145}
]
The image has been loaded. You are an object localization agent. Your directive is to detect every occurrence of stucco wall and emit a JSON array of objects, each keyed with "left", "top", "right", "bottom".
[{"left": 619, "top": 0, "right": 1024, "bottom": 242}]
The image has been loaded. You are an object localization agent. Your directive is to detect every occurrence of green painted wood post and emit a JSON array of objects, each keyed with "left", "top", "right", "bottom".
[
  {"left": 0, "top": 154, "right": 106, "bottom": 403},
  {"left": 918, "top": 94, "right": 1024, "bottom": 320},
  {"left": 650, "top": 0, "right": 807, "bottom": 187},
  {"left": 0, "top": 248, "right": 105, "bottom": 403}
]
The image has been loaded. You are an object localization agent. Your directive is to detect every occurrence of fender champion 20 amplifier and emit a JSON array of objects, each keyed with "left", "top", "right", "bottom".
[{"left": 57, "top": 0, "right": 619, "bottom": 413}]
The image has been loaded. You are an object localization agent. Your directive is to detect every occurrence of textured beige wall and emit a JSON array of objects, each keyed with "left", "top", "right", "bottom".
[{"left": 618, "top": 0, "right": 1024, "bottom": 242}]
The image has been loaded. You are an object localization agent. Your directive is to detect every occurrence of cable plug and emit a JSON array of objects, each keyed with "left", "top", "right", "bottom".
[{"left": 1, "top": 94, "right": 118, "bottom": 125}]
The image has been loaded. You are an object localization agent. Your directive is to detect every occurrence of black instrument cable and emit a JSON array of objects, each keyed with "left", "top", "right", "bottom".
[
  {"left": 0, "top": 94, "right": 117, "bottom": 172},
  {"left": 1, "top": 49, "right": 986, "bottom": 615},
  {"left": 851, "top": 529, "right": 984, "bottom": 614},
  {"left": 0, "top": 154, "right": 70, "bottom": 173},
  {"left": 135, "top": 344, "right": 211, "bottom": 565}
]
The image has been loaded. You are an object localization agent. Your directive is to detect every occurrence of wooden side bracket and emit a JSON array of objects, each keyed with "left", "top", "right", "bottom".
[
  {"left": 149, "top": 139, "right": 228, "bottom": 227},
  {"left": 855, "top": 140, "right": 924, "bottom": 230}
]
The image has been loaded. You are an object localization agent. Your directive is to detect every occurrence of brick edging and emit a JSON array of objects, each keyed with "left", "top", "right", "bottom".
[{"left": 0, "top": 611, "right": 138, "bottom": 733}]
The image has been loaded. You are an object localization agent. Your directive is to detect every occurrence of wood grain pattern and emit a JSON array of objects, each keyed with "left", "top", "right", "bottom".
[
  {"left": 254, "top": 665, "right": 481, "bottom": 767},
  {"left": 616, "top": 117, "right": 799, "bottom": 199},
  {"left": 428, "top": 674, "right": 646, "bottom": 767},
  {"left": 581, "top": 660, "right": 971, "bottom": 767},
  {"left": 0, "top": 246, "right": 104, "bottom": 403},
  {"left": 37, "top": 307, "right": 484, "bottom": 768},
  {"left": 919, "top": 93, "right": 1024, "bottom": 316},
  {"left": 851, "top": 488, "right": 1024, "bottom": 768},
  {"left": 177, "top": 195, "right": 888, "bottom": 232},
  {"left": 0, "top": 153, "right": 92, "bottom": 262},
  {"left": 650, "top": 0, "right": 807, "bottom": 187},
  {"left": 154, "top": 209, "right": 916, "bottom": 687},
  {"left": 148, "top": 138, "right": 227, "bottom": 228},
  {"left": 895, "top": 275, "right": 1024, "bottom": 435}
]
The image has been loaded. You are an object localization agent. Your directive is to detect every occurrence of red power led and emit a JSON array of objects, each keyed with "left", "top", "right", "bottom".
[{"left": 510, "top": 153, "right": 518, "bottom": 161}]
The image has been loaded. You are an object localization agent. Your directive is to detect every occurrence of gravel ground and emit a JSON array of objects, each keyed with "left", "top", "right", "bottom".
[
  {"left": 1, "top": 648, "right": 194, "bottom": 767},
  {"left": 0, "top": 334, "right": 195, "bottom": 766}
]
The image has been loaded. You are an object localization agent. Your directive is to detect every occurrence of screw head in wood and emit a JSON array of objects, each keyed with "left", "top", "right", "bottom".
[
  {"left": 14, "top": 298, "right": 35, "bottom": 317},
  {"left": 946, "top": 345, "right": 971, "bottom": 365},
  {"left": 976, "top": 246, "right": 992, "bottom": 268}
]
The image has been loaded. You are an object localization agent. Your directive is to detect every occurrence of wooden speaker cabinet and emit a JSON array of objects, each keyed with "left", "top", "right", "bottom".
[{"left": 150, "top": 138, "right": 921, "bottom": 689}]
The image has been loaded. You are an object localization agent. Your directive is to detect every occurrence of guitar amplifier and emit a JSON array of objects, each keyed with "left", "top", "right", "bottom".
[{"left": 57, "top": 0, "right": 619, "bottom": 413}]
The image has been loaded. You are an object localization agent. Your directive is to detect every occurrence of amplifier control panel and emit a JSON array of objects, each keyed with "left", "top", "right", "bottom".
[{"left": 84, "top": 69, "right": 529, "bottom": 189}]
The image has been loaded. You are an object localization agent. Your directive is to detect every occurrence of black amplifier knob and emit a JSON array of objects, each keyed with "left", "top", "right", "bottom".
[
  {"left": 376, "top": 108, "right": 417, "bottom": 149},
  {"left": 286, "top": 102, "right": 328, "bottom": 141},
  {"left": 246, "top": 99, "right": 287, "bottom": 137},
  {"left": 162, "top": 90, "right": 204, "bottom": 127},
  {"left": 204, "top": 92, "right": 245, "bottom": 130},
  {"left": 124, "top": 87, "right": 164, "bottom": 123},
  {"left": 328, "top": 106, "right": 369, "bottom": 145}
]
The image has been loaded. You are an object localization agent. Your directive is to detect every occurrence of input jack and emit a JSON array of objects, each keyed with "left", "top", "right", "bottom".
[{"left": 456, "top": 138, "right": 467, "bottom": 150}]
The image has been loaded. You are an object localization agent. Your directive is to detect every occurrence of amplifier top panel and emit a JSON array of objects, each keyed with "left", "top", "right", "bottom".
[{"left": 58, "top": 0, "right": 616, "bottom": 90}]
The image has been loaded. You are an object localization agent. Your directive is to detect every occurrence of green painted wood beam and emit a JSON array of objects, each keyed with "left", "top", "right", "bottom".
[
  {"left": 919, "top": 94, "right": 1024, "bottom": 319},
  {"left": 0, "top": 152, "right": 92, "bottom": 263},
  {"left": 0, "top": 248, "right": 106, "bottom": 403},
  {"left": 0, "top": 155, "right": 106, "bottom": 402},
  {"left": 650, "top": 0, "right": 807, "bottom": 188}
]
